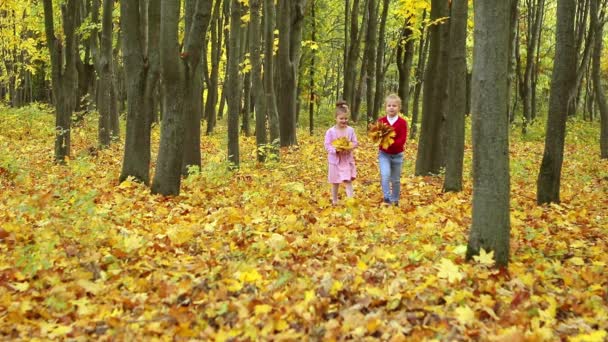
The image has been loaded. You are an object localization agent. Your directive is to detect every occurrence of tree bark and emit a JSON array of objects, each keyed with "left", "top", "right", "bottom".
[
  {"left": 43, "top": 0, "right": 78, "bottom": 164},
  {"left": 205, "top": 0, "right": 223, "bottom": 135},
  {"left": 372, "top": 0, "right": 390, "bottom": 119},
  {"left": 591, "top": 0, "right": 608, "bottom": 158},
  {"left": 443, "top": 0, "right": 468, "bottom": 193},
  {"left": 181, "top": 0, "right": 212, "bottom": 175},
  {"left": 277, "top": 0, "right": 306, "bottom": 146},
  {"left": 96, "top": 0, "right": 114, "bottom": 148},
  {"left": 537, "top": 0, "right": 577, "bottom": 204},
  {"left": 264, "top": 0, "right": 280, "bottom": 149},
  {"left": 153, "top": 0, "right": 212, "bottom": 194},
  {"left": 415, "top": 0, "right": 449, "bottom": 175},
  {"left": 411, "top": 18, "right": 429, "bottom": 139},
  {"left": 342, "top": 0, "right": 364, "bottom": 122},
  {"left": 364, "top": 0, "right": 377, "bottom": 122},
  {"left": 466, "top": 0, "right": 511, "bottom": 268},
  {"left": 250, "top": 0, "right": 268, "bottom": 161},
  {"left": 227, "top": 0, "right": 242, "bottom": 168},
  {"left": 520, "top": 0, "right": 545, "bottom": 133},
  {"left": 396, "top": 18, "right": 415, "bottom": 117},
  {"left": 119, "top": 0, "right": 160, "bottom": 185}
]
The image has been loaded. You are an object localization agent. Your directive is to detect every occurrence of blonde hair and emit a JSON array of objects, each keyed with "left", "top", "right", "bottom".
[
  {"left": 335, "top": 100, "right": 349, "bottom": 117},
  {"left": 385, "top": 94, "right": 402, "bottom": 108}
]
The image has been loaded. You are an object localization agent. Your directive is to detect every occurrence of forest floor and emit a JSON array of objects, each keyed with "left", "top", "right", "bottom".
[{"left": 0, "top": 104, "right": 607, "bottom": 341}]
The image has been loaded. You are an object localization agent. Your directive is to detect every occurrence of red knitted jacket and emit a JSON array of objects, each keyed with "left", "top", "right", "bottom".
[{"left": 378, "top": 115, "right": 408, "bottom": 154}]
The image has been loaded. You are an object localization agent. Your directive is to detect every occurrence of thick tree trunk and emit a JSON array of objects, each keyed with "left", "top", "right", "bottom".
[
  {"left": 411, "top": 20, "right": 429, "bottom": 139},
  {"left": 415, "top": 0, "right": 449, "bottom": 175},
  {"left": 372, "top": 0, "right": 390, "bottom": 118},
  {"left": 250, "top": 0, "right": 268, "bottom": 162},
  {"left": 364, "top": 0, "right": 377, "bottom": 122},
  {"left": 396, "top": 19, "right": 415, "bottom": 117},
  {"left": 205, "top": 1, "right": 223, "bottom": 135},
  {"left": 443, "top": 0, "right": 468, "bottom": 193},
  {"left": 43, "top": 0, "right": 78, "bottom": 164},
  {"left": 97, "top": 0, "right": 114, "bottom": 148},
  {"left": 152, "top": 1, "right": 185, "bottom": 195},
  {"left": 277, "top": 0, "right": 306, "bottom": 146},
  {"left": 308, "top": 0, "right": 316, "bottom": 135},
  {"left": 227, "top": 0, "right": 242, "bottom": 168},
  {"left": 591, "top": 0, "right": 608, "bottom": 158},
  {"left": 181, "top": 0, "right": 212, "bottom": 174},
  {"left": 119, "top": 0, "right": 160, "bottom": 185},
  {"left": 466, "top": 0, "right": 511, "bottom": 267},
  {"left": 537, "top": 0, "right": 577, "bottom": 204},
  {"left": 264, "top": 0, "right": 280, "bottom": 151},
  {"left": 342, "top": 0, "right": 363, "bottom": 121}
]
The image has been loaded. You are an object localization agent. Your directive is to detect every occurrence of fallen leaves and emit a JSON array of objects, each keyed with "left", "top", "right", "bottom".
[
  {"left": 368, "top": 121, "right": 396, "bottom": 149},
  {"left": 0, "top": 106, "right": 606, "bottom": 339}
]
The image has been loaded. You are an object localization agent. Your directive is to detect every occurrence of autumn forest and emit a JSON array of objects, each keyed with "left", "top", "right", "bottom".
[{"left": 0, "top": 0, "right": 607, "bottom": 340}]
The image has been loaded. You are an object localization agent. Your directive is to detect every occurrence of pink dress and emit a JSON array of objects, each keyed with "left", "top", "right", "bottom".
[{"left": 324, "top": 126, "right": 358, "bottom": 184}]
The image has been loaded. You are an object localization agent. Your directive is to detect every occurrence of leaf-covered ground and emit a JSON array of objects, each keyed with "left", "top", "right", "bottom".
[{"left": 0, "top": 105, "right": 607, "bottom": 341}]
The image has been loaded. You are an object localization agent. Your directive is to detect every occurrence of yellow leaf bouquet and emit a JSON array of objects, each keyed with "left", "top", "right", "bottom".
[
  {"left": 368, "top": 122, "right": 396, "bottom": 149},
  {"left": 331, "top": 136, "right": 354, "bottom": 152}
]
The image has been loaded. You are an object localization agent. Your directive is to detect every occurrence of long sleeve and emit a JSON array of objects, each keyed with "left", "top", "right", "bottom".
[
  {"left": 324, "top": 128, "right": 336, "bottom": 154},
  {"left": 349, "top": 127, "right": 359, "bottom": 149}
]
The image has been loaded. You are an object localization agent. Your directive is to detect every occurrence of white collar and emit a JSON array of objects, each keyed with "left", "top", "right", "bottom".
[{"left": 387, "top": 115, "right": 398, "bottom": 125}]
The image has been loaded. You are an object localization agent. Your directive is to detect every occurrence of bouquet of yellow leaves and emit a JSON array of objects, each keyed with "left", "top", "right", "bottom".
[
  {"left": 331, "top": 136, "right": 354, "bottom": 152},
  {"left": 368, "top": 122, "right": 396, "bottom": 149}
]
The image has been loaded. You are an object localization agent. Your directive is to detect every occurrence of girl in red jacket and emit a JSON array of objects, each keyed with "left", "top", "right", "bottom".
[{"left": 377, "top": 94, "right": 408, "bottom": 205}]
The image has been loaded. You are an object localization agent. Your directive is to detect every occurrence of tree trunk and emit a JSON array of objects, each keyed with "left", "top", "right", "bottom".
[
  {"left": 308, "top": 0, "right": 316, "bottom": 135},
  {"left": 364, "top": 0, "right": 377, "bottom": 122},
  {"left": 96, "top": 0, "right": 114, "bottom": 148},
  {"left": 153, "top": 0, "right": 211, "bottom": 193},
  {"left": 43, "top": 0, "right": 78, "bottom": 164},
  {"left": 466, "top": 0, "right": 511, "bottom": 268},
  {"left": 415, "top": 0, "right": 449, "bottom": 175},
  {"left": 277, "top": 0, "right": 306, "bottom": 146},
  {"left": 264, "top": 0, "right": 280, "bottom": 151},
  {"left": 411, "top": 19, "right": 429, "bottom": 139},
  {"left": 342, "top": 0, "right": 363, "bottom": 122},
  {"left": 537, "top": 0, "right": 577, "bottom": 204},
  {"left": 591, "top": 0, "right": 608, "bottom": 158},
  {"left": 521, "top": 0, "right": 545, "bottom": 134},
  {"left": 396, "top": 18, "right": 415, "bottom": 117},
  {"left": 250, "top": 0, "right": 268, "bottom": 162},
  {"left": 373, "top": 0, "right": 390, "bottom": 118},
  {"left": 205, "top": 0, "right": 223, "bottom": 135},
  {"left": 181, "top": 0, "right": 213, "bottom": 175},
  {"left": 119, "top": 0, "right": 160, "bottom": 185},
  {"left": 443, "top": 0, "right": 468, "bottom": 193},
  {"left": 227, "top": 0, "right": 242, "bottom": 168}
]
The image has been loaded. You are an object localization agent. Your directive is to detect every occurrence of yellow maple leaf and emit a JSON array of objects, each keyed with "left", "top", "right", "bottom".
[
  {"left": 569, "top": 330, "right": 607, "bottom": 342},
  {"left": 437, "top": 258, "right": 464, "bottom": 283},
  {"left": 473, "top": 248, "right": 495, "bottom": 266},
  {"left": 331, "top": 136, "right": 354, "bottom": 152},
  {"left": 167, "top": 225, "right": 195, "bottom": 246},
  {"left": 454, "top": 305, "right": 475, "bottom": 326},
  {"left": 568, "top": 257, "right": 585, "bottom": 266},
  {"left": 254, "top": 304, "right": 272, "bottom": 315},
  {"left": 368, "top": 121, "right": 396, "bottom": 149}
]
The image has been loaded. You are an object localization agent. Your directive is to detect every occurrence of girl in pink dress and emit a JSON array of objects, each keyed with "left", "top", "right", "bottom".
[{"left": 324, "top": 101, "right": 358, "bottom": 205}]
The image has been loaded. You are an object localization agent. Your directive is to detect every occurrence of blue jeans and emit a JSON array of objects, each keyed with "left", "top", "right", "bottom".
[{"left": 378, "top": 151, "right": 403, "bottom": 203}]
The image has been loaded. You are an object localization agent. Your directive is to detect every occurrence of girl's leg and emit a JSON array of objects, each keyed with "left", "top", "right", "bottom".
[
  {"left": 331, "top": 183, "right": 339, "bottom": 204},
  {"left": 389, "top": 153, "right": 404, "bottom": 203},
  {"left": 378, "top": 151, "right": 391, "bottom": 202},
  {"left": 345, "top": 181, "right": 353, "bottom": 197}
]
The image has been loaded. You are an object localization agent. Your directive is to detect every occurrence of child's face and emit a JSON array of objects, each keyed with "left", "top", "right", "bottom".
[
  {"left": 385, "top": 100, "right": 400, "bottom": 117},
  {"left": 336, "top": 113, "right": 349, "bottom": 127}
]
